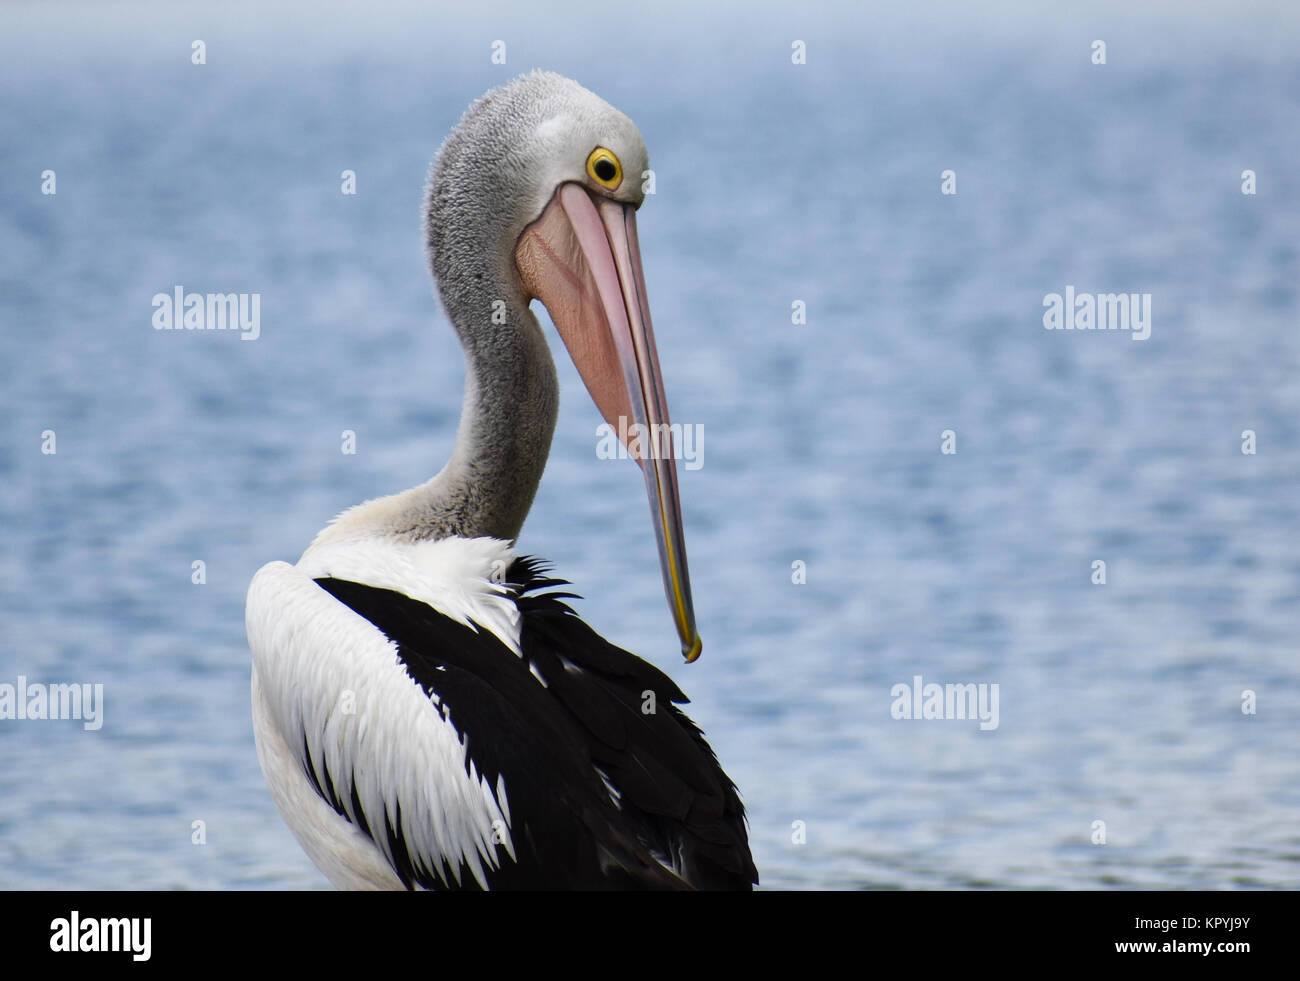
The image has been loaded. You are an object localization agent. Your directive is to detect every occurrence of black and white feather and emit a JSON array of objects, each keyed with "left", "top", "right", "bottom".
[{"left": 248, "top": 536, "right": 755, "bottom": 890}]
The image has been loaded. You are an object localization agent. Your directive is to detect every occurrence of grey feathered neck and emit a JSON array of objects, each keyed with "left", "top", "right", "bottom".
[{"left": 313, "top": 72, "right": 629, "bottom": 548}]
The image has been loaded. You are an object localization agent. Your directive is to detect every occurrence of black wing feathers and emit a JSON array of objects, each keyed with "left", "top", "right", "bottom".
[
  {"left": 311, "top": 555, "right": 756, "bottom": 890},
  {"left": 509, "top": 558, "right": 755, "bottom": 886}
]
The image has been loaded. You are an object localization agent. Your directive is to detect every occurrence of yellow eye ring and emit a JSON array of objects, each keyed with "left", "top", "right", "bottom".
[{"left": 586, "top": 147, "right": 623, "bottom": 190}]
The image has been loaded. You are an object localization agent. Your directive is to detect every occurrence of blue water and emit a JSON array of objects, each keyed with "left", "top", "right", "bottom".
[{"left": 2, "top": 2, "right": 1298, "bottom": 889}]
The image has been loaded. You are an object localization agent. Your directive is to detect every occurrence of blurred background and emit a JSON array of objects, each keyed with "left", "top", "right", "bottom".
[{"left": 1, "top": 0, "right": 1297, "bottom": 888}]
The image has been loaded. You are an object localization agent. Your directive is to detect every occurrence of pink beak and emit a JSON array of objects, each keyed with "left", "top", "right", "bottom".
[{"left": 516, "top": 183, "right": 702, "bottom": 662}]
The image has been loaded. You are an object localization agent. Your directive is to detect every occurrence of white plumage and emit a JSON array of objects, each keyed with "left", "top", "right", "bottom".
[{"left": 248, "top": 537, "right": 521, "bottom": 890}]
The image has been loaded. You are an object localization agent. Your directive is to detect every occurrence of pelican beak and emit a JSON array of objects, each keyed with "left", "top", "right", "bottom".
[{"left": 516, "top": 183, "right": 702, "bottom": 662}]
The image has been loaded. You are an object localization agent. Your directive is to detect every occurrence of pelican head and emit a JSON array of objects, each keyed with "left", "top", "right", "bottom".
[{"left": 426, "top": 71, "right": 701, "bottom": 662}]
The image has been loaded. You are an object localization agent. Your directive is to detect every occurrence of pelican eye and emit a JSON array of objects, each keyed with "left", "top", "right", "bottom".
[{"left": 586, "top": 147, "right": 623, "bottom": 190}]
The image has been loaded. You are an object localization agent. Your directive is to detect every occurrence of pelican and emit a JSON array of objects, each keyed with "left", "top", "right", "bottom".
[{"left": 246, "top": 71, "right": 757, "bottom": 890}]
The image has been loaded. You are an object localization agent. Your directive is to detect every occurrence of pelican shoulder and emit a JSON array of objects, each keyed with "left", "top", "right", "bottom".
[{"left": 246, "top": 547, "right": 520, "bottom": 890}]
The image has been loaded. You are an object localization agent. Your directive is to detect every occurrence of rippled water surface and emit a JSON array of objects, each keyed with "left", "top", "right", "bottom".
[{"left": 2, "top": 2, "right": 1298, "bottom": 889}]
